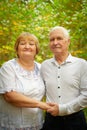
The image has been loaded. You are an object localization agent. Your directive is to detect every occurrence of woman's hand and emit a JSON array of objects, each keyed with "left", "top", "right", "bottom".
[{"left": 38, "top": 102, "right": 51, "bottom": 110}]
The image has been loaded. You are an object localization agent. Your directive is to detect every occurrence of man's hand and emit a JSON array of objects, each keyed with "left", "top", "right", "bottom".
[{"left": 47, "top": 103, "right": 59, "bottom": 116}]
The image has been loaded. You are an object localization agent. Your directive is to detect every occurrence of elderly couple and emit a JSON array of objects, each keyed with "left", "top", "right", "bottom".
[{"left": 0, "top": 26, "right": 87, "bottom": 130}]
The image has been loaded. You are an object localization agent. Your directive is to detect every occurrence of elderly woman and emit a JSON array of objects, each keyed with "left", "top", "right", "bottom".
[{"left": 0, "top": 32, "right": 50, "bottom": 130}]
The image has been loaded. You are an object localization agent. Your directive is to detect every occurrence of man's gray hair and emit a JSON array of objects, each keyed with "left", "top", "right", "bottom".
[{"left": 49, "top": 26, "right": 70, "bottom": 39}]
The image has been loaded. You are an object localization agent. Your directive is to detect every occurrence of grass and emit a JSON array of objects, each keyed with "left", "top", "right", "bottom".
[{"left": 84, "top": 108, "right": 87, "bottom": 121}]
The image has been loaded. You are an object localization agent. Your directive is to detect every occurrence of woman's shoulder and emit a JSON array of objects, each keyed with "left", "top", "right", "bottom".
[
  {"left": 34, "top": 61, "right": 41, "bottom": 69},
  {"left": 1, "top": 58, "right": 16, "bottom": 70}
]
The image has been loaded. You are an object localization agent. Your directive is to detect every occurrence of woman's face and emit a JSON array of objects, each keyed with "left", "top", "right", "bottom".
[{"left": 17, "top": 37, "right": 36, "bottom": 59}]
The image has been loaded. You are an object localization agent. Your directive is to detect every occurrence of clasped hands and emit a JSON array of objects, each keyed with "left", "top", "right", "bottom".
[
  {"left": 40, "top": 102, "right": 59, "bottom": 116},
  {"left": 46, "top": 102, "right": 59, "bottom": 116}
]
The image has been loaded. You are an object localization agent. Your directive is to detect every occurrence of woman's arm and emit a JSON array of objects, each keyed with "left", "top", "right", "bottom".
[{"left": 3, "top": 91, "right": 50, "bottom": 110}]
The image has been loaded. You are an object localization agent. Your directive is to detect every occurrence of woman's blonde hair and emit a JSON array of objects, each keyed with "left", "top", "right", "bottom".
[{"left": 14, "top": 32, "right": 39, "bottom": 57}]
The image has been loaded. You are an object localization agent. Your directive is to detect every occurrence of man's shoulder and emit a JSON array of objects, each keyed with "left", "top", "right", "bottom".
[
  {"left": 71, "top": 55, "right": 86, "bottom": 62},
  {"left": 71, "top": 56, "right": 87, "bottom": 68},
  {"left": 42, "top": 58, "right": 53, "bottom": 65}
]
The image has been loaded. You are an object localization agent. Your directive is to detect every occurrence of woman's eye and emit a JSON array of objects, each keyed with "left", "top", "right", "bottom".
[
  {"left": 19, "top": 42, "right": 25, "bottom": 45},
  {"left": 29, "top": 43, "right": 35, "bottom": 46}
]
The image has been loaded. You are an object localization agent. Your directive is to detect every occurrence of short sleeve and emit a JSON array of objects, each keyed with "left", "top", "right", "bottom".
[{"left": 0, "top": 62, "right": 16, "bottom": 93}]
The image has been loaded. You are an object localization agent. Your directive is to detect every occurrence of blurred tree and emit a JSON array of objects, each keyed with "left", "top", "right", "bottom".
[
  {"left": 0, "top": 0, "right": 87, "bottom": 120},
  {"left": 0, "top": 0, "right": 87, "bottom": 66}
]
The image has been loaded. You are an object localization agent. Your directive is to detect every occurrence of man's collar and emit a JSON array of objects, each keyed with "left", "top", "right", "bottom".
[{"left": 51, "top": 54, "right": 76, "bottom": 65}]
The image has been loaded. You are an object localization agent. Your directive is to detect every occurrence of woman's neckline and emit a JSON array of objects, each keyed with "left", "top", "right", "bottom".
[{"left": 16, "top": 58, "right": 35, "bottom": 71}]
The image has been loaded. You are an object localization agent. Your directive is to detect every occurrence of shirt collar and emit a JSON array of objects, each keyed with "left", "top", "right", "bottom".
[{"left": 51, "top": 54, "right": 76, "bottom": 65}]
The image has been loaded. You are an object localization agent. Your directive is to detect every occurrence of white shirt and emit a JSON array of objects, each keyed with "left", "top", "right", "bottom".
[
  {"left": 0, "top": 59, "right": 45, "bottom": 129},
  {"left": 41, "top": 54, "right": 87, "bottom": 116}
]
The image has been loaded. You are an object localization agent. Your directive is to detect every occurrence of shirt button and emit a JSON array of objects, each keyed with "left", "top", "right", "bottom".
[
  {"left": 58, "top": 86, "right": 60, "bottom": 88},
  {"left": 59, "top": 96, "right": 61, "bottom": 98},
  {"left": 58, "top": 66, "right": 60, "bottom": 69},
  {"left": 58, "top": 76, "right": 60, "bottom": 78}
]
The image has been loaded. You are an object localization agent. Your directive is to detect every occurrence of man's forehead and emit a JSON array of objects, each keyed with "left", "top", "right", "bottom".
[{"left": 50, "top": 29, "right": 64, "bottom": 37}]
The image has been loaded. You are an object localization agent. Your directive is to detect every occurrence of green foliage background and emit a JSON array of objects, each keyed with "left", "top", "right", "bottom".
[
  {"left": 0, "top": 0, "right": 87, "bottom": 66},
  {"left": 0, "top": 0, "right": 87, "bottom": 119}
]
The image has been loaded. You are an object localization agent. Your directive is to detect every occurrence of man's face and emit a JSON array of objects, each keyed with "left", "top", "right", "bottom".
[{"left": 49, "top": 29, "right": 70, "bottom": 55}]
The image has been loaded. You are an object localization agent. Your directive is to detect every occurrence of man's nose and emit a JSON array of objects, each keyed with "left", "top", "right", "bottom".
[{"left": 53, "top": 39, "right": 58, "bottom": 45}]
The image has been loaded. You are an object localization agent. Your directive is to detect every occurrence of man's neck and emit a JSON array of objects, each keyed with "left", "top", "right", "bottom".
[{"left": 55, "top": 52, "right": 69, "bottom": 64}]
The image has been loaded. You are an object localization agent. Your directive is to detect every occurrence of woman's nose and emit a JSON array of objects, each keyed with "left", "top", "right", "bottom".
[{"left": 25, "top": 43, "right": 30, "bottom": 48}]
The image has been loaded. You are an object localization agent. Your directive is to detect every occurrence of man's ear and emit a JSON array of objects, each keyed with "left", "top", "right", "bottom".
[{"left": 68, "top": 38, "right": 70, "bottom": 46}]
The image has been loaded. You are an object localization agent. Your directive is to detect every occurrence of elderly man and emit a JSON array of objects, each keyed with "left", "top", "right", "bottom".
[{"left": 41, "top": 26, "right": 87, "bottom": 130}]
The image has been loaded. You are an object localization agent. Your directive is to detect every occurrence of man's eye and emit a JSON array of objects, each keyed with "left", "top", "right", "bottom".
[
  {"left": 50, "top": 38, "right": 54, "bottom": 42},
  {"left": 57, "top": 37, "right": 63, "bottom": 40}
]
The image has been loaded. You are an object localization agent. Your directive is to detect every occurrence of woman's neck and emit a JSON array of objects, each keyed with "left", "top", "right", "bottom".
[{"left": 17, "top": 58, "right": 35, "bottom": 71}]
